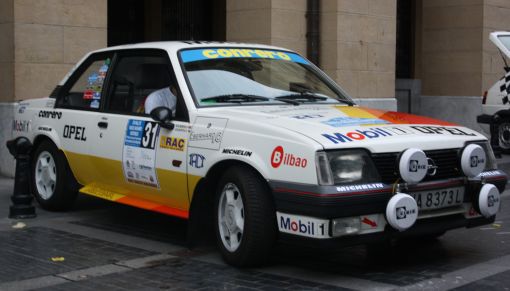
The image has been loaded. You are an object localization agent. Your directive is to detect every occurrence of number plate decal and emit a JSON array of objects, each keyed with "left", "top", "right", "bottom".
[
  {"left": 410, "top": 187, "right": 465, "bottom": 211},
  {"left": 122, "top": 119, "right": 160, "bottom": 188}
]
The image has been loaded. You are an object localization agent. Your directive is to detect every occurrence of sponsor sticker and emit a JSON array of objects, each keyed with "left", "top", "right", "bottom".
[
  {"left": 38, "top": 110, "right": 62, "bottom": 119},
  {"left": 322, "top": 127, "right": 392, "bottom": 144},
  {"left": 122, "top": 120, "right": 160, "bottom": 188},
  {"left": 189, "top": 117, "right": 228, "bottom": 150},
  {"left": 12, "top": 120, "right": 31, "bottom": 132},
  {"left": 336, "top": 183, "right": 385, "bottom": 192},
  {"left": 189, "top": 153, "right": 206, "bottom": 168},
  {"left": 160, "top": 136, "right": 186, "bottom": 151},
  {"left": 277, "top": 212, "right": 329, "bottom": 239},
  {"left": 63, "top": 125, "right": 87, "bottom": 141},
  {"left": 321, "top": 117, "right": 389, "bottom": 127},
  {"left": 90, "top": 100, "right": 100, "bottom": 109},
  {"left": 410, "top": 126, "right": 476, "bottom": 136},
  {"left": 271, "top": 146, "right": 307, "bottom": 168},
  {"left": 83, "top": 89, "right": 94, "bottom": 100},
  {"left": 222, "top": 148, "right": 252, "bottom": 157},
  {"left": 290, "top": 114, "right": 324, "bottom": 119},
  {"left": 181, "top": 48, "right": 309, "bottom": 64}
]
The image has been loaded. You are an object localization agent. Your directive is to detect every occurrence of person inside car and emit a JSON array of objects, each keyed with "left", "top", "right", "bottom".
[{"left": 144, "top": 85, "right": 177, "bottom": 115}]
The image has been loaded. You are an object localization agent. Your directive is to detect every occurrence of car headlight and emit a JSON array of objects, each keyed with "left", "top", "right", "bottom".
[
  {"left": 316, "top": 149, "right": 380, "bottom": 185},
  {"left": 467, "top": 141, "right": 497, "bottom": 170}
]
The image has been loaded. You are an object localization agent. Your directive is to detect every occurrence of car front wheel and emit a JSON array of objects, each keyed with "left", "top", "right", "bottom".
[
  {"left": 214, "top": 165, "right": 277, "bottom": 267},
  {"left": 32, "top": 140, "right": 78, "bottom": 211}
]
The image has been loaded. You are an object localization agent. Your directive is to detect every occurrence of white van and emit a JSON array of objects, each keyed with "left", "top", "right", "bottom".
[{"left": 478, "top": 31, "right": 510, "bottom": 153}]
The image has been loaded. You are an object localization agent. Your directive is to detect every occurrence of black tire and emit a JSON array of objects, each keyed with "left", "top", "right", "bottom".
[
  {"left": 31, "top": 140, "right": 78, "bottom": 211},
  {"left": 214, "top": 165, "right": 277, "bottom": 267},
  {"left": 497, "top": 121, "right": 510, "bottom": 154}
]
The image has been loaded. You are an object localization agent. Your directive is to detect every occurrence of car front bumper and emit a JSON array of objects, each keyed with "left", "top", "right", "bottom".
[{"left": 269, "top": 170, "right": 507, "bottom": 243}]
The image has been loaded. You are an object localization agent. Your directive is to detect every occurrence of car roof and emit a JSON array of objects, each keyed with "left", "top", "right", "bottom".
[{"left": 91, "top": 41, "right": 294, "bottom": 55}]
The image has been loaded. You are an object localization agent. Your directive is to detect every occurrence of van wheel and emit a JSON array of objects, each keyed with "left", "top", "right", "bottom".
[
  {"left": 498, "top": 121, "right": 510, "bottom": 153},
  {"left": 32, "top": 140, "right": 78, "bottom": 211},
  {"left": 214, "top": 165, "right": 277, "bottom": 267}
]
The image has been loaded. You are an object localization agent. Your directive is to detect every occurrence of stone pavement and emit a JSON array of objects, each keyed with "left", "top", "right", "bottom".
[{"left": 0, "top": 156, "right": 509, "bottom": 290}]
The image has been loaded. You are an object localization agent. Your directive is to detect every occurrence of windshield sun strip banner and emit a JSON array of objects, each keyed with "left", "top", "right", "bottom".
[{"left": 180, "top": 48, "right": 309, "bottom": 64}]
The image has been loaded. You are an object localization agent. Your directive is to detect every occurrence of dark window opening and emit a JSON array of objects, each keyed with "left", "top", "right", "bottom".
[
  {"left": 396, "top": 0, "right": 415, "bottom": 79},
  {"left": 108, "top": 0, "right": 226, "bottom": 47}
]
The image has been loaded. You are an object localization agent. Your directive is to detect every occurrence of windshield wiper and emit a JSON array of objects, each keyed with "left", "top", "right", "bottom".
[
  {"left": 201, "top": 94, "right": 270, "bottom": 103},
  {"left": 276, "top": 93, "right": 355, "bottom": 106},
  {"left": 276, "top": 93, "right": 328, "bottom": 102}
]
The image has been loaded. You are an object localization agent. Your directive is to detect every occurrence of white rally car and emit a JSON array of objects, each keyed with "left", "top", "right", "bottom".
[{"left": 12, "top": 42, "right": 507, "bottom": 267}]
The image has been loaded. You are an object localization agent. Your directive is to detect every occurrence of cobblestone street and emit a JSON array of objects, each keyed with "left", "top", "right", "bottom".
[{"left": 1, "top": 158, "right": 510, "bottom": 291}]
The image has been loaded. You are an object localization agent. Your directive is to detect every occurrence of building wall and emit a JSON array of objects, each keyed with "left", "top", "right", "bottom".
[
  {"left": 0, "top": 0, "right": 14, "bottom": 103},
  {"left": 13, "top": 0, "right": 107, "bottom": 101},
  {"left": 320, "top": 0, "right": 397, "bottom": 100},
  {"left": 418, "top": 0, "right": 484, "bottom": 97},
  {"left": 0, "top": 0, "right": 107, "bottom": 177},
  {"left": 226, "top": 0, "right": 307, "bottom": 55}
]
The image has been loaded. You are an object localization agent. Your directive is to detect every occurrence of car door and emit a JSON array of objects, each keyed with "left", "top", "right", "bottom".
[
  {"left": 55, "top": 52, "right": 114, "bottom": 185},
  {"left": 87, "top": 49, "right": 191, "bottom": 214}
]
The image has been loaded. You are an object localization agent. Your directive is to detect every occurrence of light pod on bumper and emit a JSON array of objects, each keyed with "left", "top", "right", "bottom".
[
  {"left": 386, "top": 193, "right": 418, "bottom": 231},
  {"left": 461, "top": 144, "right": 486, "bottom": 178},
  {"left": 399, "top": 148, "right": 428, "bottom": 184},
  {"left": 478, "top": 184, "right": 501, "bottom": 218}
]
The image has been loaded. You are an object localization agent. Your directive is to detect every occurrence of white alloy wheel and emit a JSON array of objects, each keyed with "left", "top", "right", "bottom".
[
  {"left": 35, "top": 151, "right": 57, "bottom": 200},
  {"left": 218, "top": 182, "right": 245, "bottom": 252}
]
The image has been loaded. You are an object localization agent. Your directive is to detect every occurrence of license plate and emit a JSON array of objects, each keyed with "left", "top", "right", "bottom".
[{"left": 410, "top": 187, "right": 465, "bottom": 211}]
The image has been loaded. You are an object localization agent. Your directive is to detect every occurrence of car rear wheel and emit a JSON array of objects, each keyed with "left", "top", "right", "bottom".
[
  {"left": 32, "top": 140, "right": 78, "bottom": 211},
  {"left": 214, "top": 165, "right": 277, "bottom": 267},
  {"left": 498, "top": 121, "right": 510, "bottom": 153}
]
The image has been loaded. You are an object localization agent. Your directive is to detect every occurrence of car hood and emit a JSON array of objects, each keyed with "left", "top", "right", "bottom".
[{"left": 209, "top": 105, "right": 485, "bottom": 152}]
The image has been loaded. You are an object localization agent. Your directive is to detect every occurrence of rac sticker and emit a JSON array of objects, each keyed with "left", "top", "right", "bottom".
[{"left": 160, "top": 136, "right": 186, "bottom": 151}]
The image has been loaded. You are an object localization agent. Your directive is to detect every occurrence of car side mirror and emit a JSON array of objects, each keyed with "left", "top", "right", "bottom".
[{"left": 150, "top": 106, "right": 175, "bottom": 130}]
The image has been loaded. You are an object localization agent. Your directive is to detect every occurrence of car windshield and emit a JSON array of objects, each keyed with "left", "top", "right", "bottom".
[{"left": 179, "top": 48, "right": 354, "bottom": 107}]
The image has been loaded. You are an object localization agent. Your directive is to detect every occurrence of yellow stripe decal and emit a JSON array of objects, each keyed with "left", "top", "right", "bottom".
[{"left": 62, "top": 150, "right": 201, "bottom": 219}]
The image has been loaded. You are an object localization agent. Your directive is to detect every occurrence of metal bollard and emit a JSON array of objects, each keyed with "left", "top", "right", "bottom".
[{"left": 6, "top": 137, "right": 36, "bottom": 219}]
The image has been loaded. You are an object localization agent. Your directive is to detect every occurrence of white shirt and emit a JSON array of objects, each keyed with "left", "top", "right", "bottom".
[{"left": 144, "top": 87, "right": 177, "bottom": 115}]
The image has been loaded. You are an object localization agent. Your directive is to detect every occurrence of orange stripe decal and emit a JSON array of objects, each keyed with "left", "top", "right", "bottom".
[
  {"left": 360, "top": 107, "right": 457, "bottom": 126},
  {"left": 80, "top": 184, "right": 189, "bottom": 219}
]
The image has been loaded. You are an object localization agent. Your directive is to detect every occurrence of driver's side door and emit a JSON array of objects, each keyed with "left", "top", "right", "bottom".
[{"left": 87, "top": 49, "right": 191, "bottom": 214}]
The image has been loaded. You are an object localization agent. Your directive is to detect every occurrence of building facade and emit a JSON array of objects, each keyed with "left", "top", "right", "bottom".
[{"left": 0, "top": 0, "right": 509, "bottom": 176}]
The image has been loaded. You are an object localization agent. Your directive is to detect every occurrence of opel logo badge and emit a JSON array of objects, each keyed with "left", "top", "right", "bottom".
[{"left": 427, "top": 158, "right": 438, "bottom": 176}]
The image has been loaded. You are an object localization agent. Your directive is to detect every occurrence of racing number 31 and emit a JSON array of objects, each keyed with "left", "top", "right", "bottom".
[{"left": 142, "top": 122, "right": 159, "bottom": 150}]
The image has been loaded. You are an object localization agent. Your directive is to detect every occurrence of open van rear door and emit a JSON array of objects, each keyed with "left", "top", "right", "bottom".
[{"left": 490, "top": 31, "right": 510, "bottom": 59}]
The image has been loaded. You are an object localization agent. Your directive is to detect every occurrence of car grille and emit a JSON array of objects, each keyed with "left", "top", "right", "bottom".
[{"left": 371, "top": 149, "right": 462, "bottom": 184}]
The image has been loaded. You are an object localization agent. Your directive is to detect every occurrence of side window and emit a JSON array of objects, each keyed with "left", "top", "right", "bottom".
[
  {"left": 58, "top": 56, "right": 112, "bottom": 110},
  {"left": 105, "top": 50, "right": 188, "bottom": 121}
]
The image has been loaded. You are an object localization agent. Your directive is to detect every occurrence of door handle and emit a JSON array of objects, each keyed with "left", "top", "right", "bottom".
[{"left": 97, "top": 121, "right": 108, "bottom": 129}]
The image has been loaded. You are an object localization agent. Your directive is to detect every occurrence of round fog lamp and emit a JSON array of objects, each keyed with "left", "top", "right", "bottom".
[
  {"left": 399, "top": 148, "right": 428, "bottom": 184},
  {"left": 385, "top": 193, "right": 418, "bottom": 231},
  {"left": 478, "top": 183, "right": 500, "bottom": 218},
  {"left": 461, "top": 144, "right": 486, "bottom": 178}
]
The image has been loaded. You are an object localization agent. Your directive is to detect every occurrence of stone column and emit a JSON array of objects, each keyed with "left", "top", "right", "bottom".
[
  {"left": 0, "top": 0, "right": 15, "bottom": 177},
  {"left": 226, "top": 0, "right": 307, "bottom": 56},
  {"left": 320, "top": 0, "right": 397, "bottom": 110}
]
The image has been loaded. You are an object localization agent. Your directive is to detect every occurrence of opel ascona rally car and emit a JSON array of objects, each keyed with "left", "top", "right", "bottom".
[{"left": 12, "top": 42, "right": 507, "bottom": 267}]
